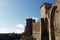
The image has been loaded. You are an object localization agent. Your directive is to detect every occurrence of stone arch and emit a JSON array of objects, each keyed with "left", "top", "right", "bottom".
[
  {"left": 51, "top": 6, "right": 57, "bottom": 21},
  {"left": 50, "top": 6, "right": 57, "bottom": 40}
]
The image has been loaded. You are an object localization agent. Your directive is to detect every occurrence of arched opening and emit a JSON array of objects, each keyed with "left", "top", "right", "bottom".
[{"left": 50, "top": 6, "right": 57, "bottom": 40}]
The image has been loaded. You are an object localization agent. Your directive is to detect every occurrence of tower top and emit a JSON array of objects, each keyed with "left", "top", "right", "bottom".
[
  {"left": 40, "top": 2, "right": 52, "bottom": 8},
  {"left": 57, "top": 0, "right": 60, "bottom": 2},
  {"left": 40, "top": 2, "right": 52, "bottom": 18},
  {"left": 56, "top": 0, "right": 60, "bottom": 3}
]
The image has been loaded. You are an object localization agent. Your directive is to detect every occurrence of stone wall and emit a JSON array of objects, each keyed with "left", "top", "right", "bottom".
[
  {"left": 54, "top": 0, "right": 60, "bottom": 40},
  {"left": 24, "top": 0, "right": 60, "bottom": 40},
  {"left": 32, "top": 20, "right": 41, "bottom": 40}
]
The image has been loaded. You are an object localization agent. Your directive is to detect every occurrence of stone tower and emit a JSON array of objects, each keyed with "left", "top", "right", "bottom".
[
  {"left": 40, "top": 3, "right": 52, "bottom": 40},
  {"left": 25, "top": 18, "right": 35, "bottom": 36},
  {"left": 52, "top": 0, "right": 60, "bottom": 40},
  {"left": 40, "top": 3, "right": 52, "bottom": 18}
]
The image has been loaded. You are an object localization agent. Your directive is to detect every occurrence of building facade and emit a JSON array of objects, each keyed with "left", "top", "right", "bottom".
[{"left": 24, "top": 0, "right": 60, "bottom": 40}]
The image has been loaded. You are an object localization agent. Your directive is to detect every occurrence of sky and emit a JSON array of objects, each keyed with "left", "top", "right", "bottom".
[{"left": 0, "top": 0, "right": 56, "bottom": 33}]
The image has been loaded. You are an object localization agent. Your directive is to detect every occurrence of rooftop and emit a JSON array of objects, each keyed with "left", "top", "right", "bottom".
[{"left": 40, "top": 2, "right": 52, "bottom": 8}]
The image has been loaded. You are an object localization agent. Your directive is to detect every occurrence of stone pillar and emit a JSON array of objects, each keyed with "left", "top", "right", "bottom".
[{"left": 41, "top": 18, "right": 49, "bottom": 40}]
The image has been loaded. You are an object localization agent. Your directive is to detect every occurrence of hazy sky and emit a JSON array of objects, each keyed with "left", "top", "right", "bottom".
[{"left": 0, "top": 0, "right": 56, "bottom": 33}]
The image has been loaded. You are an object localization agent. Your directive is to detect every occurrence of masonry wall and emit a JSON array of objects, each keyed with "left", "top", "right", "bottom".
[
  {"left": 24, "top": 0, "right": 60, "bottom": 40},
  {"left": 54, "top": 0, "right": 60, "bottom": 40},
  {"left": 32, "top": 20, "right": 41, "bottom": 40},
  {"left": 41, "top": 5, "right": 46, "bottom": 18}
]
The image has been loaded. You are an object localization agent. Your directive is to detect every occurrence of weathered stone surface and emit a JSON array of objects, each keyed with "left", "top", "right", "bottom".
[
  {"left": 25, "top": 18, "right": 35, "bottom": 36},
  {"left": 24, "top": 0, "right": 60, "bottom": 40},
  {"left": 32, "top": 19, "right": 41, "bottom": 40},
  {"left": 53, "top": 0, "right": 60, "bottom": 40}
]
